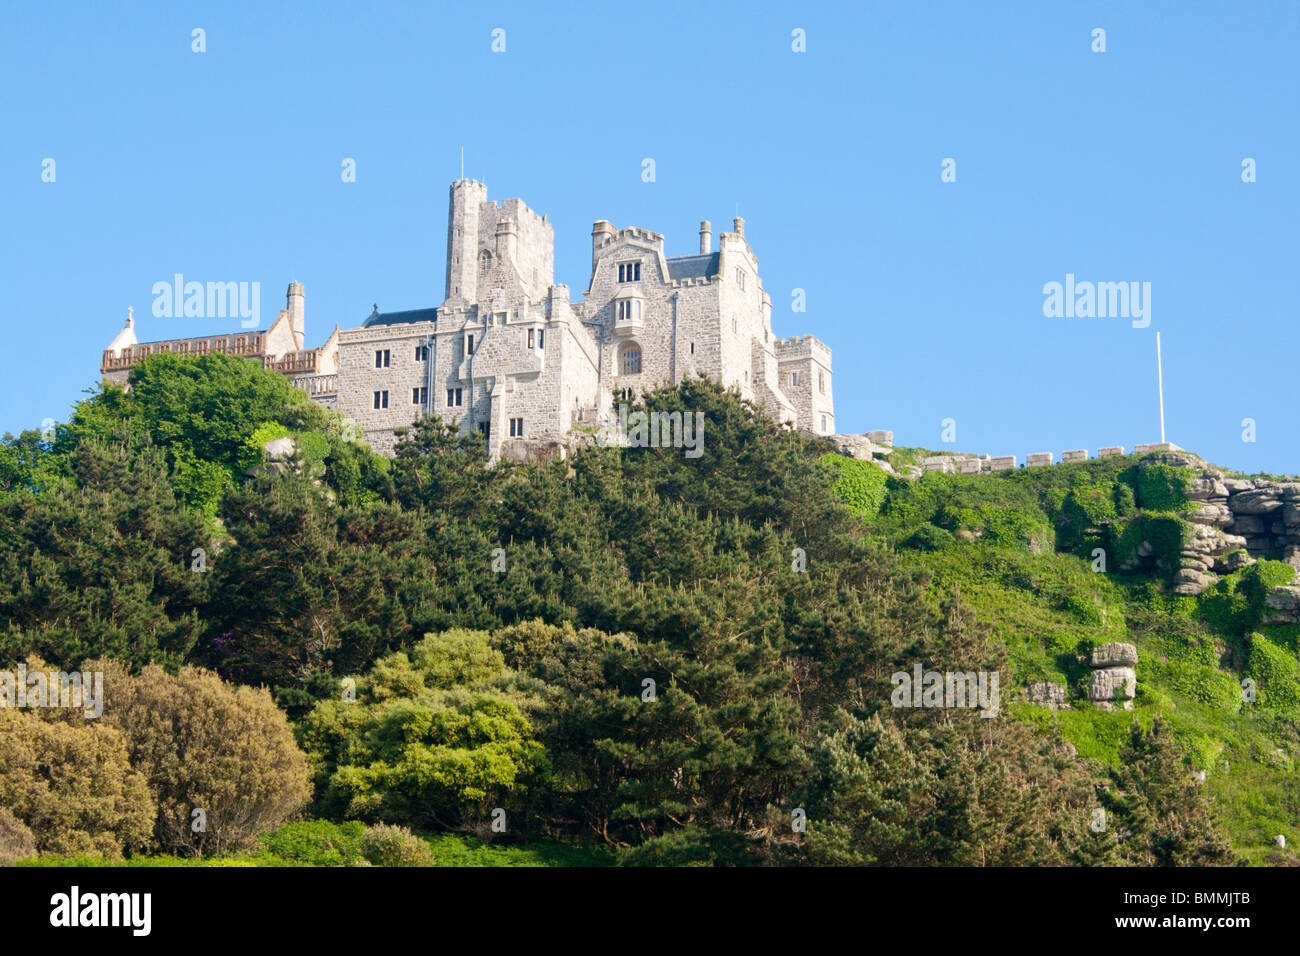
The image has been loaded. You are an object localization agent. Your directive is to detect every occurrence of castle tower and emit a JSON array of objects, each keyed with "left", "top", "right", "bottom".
[
  {"left": 286, "top": 282, "right": 305, "bottom": 349},
  {"left": 591, "top": 220, "right": 616, "bottom": 274},
  {"left": 445, "top": 179, "right": 489, "bottom": 302}
]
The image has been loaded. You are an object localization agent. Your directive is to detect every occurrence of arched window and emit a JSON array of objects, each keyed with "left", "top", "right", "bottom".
[
  {"left": 479, "top": 249, "right": 493, "bottom": 275},
  {"left": 620, "top": 342, "right": 641, "bottom": 375}
]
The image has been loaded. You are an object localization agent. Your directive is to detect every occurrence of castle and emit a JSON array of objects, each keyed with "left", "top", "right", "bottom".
[{"left": 102, "top": 181, "right": 834, "bottom": 459}]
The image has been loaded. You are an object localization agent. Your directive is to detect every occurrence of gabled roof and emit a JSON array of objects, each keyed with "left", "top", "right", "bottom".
[
  {"left": 665, "top": 253, "right": 720, "bottom": 281},
  {"left": 362, "top": 307, "right": 438, "bottom": 328}
]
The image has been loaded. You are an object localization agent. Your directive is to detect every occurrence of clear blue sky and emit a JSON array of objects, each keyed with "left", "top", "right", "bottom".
[{"left": 2, "top": 1, "right": 1296, "bottom": 471}]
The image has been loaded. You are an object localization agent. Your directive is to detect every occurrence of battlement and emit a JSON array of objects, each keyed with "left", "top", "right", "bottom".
[{"left": 774, "top": 334, "right": 831, "bottom": 359}]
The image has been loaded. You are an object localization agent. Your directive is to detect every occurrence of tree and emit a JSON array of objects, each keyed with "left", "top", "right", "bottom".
[
  {"left": 0, "top": 441, "right": 208, "bottom": 672},
  {"left": 1103, "top": 718, "right": 1238, "bottom": 866},
  {"left": 298, "top": 630, "right": 548, "bottom": 831},
  {"left": 0, "top": 706, "right": 154, "bottom": 859},
  {"left": 87, "top": 658, "right": 312, "bottom": 856}
]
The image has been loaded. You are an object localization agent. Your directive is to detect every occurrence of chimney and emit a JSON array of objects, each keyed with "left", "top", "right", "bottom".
[
  {"left": 699, "top": 219, "right": 712, "bottom": 254},
  {"left": 733, "top": 216, "right": 745, "bottom": 239},
  {"left": 591, "top": 220, "right": 616, "bottom": 272},
  {"left": 286, "top": 282, "right": 305, "bottom": 349}
]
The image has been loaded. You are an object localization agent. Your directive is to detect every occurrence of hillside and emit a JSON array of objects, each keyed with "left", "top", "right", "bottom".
[{"left": 0, "top": 352, "right": 1293, "bottom": 866}]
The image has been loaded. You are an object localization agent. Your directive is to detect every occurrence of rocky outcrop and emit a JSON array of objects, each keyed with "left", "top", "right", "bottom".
[
  {"left": 1262, "top": 586, "right": 1300, "bottom": 625},
  {"left": 1089, "top": 642, "right": 1137, "bottom": 710},
  {"left": 1026, "top": 681, "right": 1069, "bottom": 709}
]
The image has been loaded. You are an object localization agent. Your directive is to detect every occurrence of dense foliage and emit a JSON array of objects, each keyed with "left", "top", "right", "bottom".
[{"left": 0, "top": 352, "right": 1279, "bottom": 865}]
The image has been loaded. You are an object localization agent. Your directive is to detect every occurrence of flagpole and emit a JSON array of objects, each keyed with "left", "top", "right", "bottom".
[{"left": 1156, "top": 331, "right": 1165, "bottom": 444}]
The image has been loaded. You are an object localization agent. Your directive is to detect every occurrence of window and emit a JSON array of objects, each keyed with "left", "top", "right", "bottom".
[
  {"left": 528, "top": 328, "right": 535, "bottom": 349},
  {"left": 736, "top": 268, "right": 746, "bottom": 289},
  {"left": 538, "top": 330, "right": 544, "bottom": 349},
  {"left": 620, "top": 343, "right": 641, "bottom": 375},
  {"left": 821, "top": 414, "right": 828, "bottom": 433},
  {"left": 690, "top": 342, "right": 695, "bottom": 355},
  {"left": 447, "top": 388, "right": 463, "bottom": 407},
  {"left": 818, "top": 371, "right": 825, "bottom": 393},
  {"left": 789, "top": 372, "right": 799, "bottom": 387},
  {"left": 373, "top": 390, "right": 389, "bottom": 410},
  {"left": 412, "top": 387, "right": 427, "bottom": 405},
  {"left": 617, "top": 299, "right": 641, "bottom": 321},
  {"left": 467, "top": 334, "right": 475, "bottom": 356},
  {"left": 415, "top": 344, "right": 429, "bottom": 361},
  {"left": 375, "top": 349, "right": 390, "bottom": 368},
  {"left": 618, "top": 262, "right": 641, "bottom": 283},
  {"left": 509, "top": 417, "right": 524, "bottom": 437},
  {"left": 478, "top": 421, "right": 490, "bottom": 442}
]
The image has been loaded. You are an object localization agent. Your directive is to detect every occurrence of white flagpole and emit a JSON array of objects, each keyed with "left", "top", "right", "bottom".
[{"left": 1156, "top": 331, "right": 1166, "bottom": 444}]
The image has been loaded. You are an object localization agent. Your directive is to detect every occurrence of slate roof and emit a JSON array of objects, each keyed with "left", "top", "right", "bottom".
[
  {"left": 665, "top": 253, "right": 720, "bottom": 281},
  {"left": 362, "top": 307, "right": 438, "bottom": 328}
]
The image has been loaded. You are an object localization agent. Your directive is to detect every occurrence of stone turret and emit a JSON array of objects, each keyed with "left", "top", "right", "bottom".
[{"left": 699, "top": 219, "right": 711, "bottom": 254}]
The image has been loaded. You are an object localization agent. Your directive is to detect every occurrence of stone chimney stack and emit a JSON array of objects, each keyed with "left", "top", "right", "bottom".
[
  {"left": 699, "top": 219, "right": 712, "bottom": 254},
  {"left": 591, "top": 220, "right": 616, "bottom": 272},
  {"left": 286, "top": 282, "right": 305, "bottom": 349},
  {"left": 733, "top": 216, "right": 745, "bottom": 239}
]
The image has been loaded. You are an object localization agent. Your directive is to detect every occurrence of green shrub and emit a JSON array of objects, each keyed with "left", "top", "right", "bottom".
[
  {"left": 1245, "top": 632, "right": 1300, "bottom": 716},
  {"left": 820, "top": 454, "right": 888, "bottom": 518},
  {"left": 260, "top": 820, "right": 365, "bottom": 866},
  {"left": 1127, "top": 464, "right": 1190, "bottom": 512},
  {"left": 902, "top": 523, "right": 955, "bottom": 552},
  {"left": 360, "top": 824, "right": 436, "bottom": 867}
]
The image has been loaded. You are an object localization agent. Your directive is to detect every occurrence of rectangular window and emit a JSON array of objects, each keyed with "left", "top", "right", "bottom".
[
  {"left": 789, "top": 372, "right": 799, "bottom": 387},
  {"left": 509, "top": 417, "right": 523, "bottom": 437},
  {"left": 412, "top": 387, "right": 427, "bottom": 405},
  {"left": 821, "top": 414, "right": 827, "bottom": 432},
  {"left": 538, "top": 330, "right": 544, "bottom": 349},
  {"left": 467, "top": 335, "right": 475, "bottom": 356},
  {"left": 528, "top": 328, "right": 535, "bottom": 349},
  {"left": 690, "top": 342, "right": 695, "bottom": 355},
  {"left": 415, "top": 345, "right": 428, "bottom": 362},
  {"left": 618, "top": 264, "right": 624, "bottom": 282},
  {"left": 373, "top": 390, "right": 389, "bottom": 409},
  {"left": 375, "top": 349, "right": 390, "bottom": 368},
  {"left": 446, "top": 387, "right": 463, "bottom": 407},
  {"left": 634, "top": 262, "right": 641, "bottom": 281},
  {"left": 618, "top": 262, "right": 642, "bottom": 283},
  {"left": 819, "top": 371, "right": 825, "bottom": 393},
  {"left": 736, "top": 268, "right": 746, "bottom": 289}
]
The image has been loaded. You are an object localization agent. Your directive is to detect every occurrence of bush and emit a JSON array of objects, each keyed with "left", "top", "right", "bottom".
[
  {"left": 820, "top": 454, "right": 888, "bottom": 518},
  {"left": 1128, "top": 464, "right": 1190, "bottom": 512},
  {"left": 359, "top": 824, "right": 435, "bottom": 867},
  {"left": 902, "top": 523, "right": 955, "bottom": 552},
  {"left": 260, "top": 820, "right": 365, "bottom": 866},
  {"left": 89, "top": 659, "right": 313, "bottom": 856},
  {"left": 0, "top": 707, "right": 154, "bottom": 858},
  {"left": 0, "top": 807, "right": 37, "bottom": 865}
]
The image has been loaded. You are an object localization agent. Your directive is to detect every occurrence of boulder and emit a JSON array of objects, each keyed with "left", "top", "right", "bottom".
[
  {"left": 1091, "top": 643, "right": 1138, "bottom": 667},
  {"left": 1186, "top": 476, "right": 1230, "bottom": 501},
  {"left": 263, "top": 436, "right": 297, "bottom": 460},
  {"left": 1232, "top": 514, "right": 1266, "bottom": 535},
  {"left": 1089, "top": 666, "right": 1137, "bottom": 703},
  {"left": 1229, "top": 488, "right": 1283, "bottom": 514},
  {"left": 1187, "top": 503, "right": 1233, "bottom": 527},
  {"left": 1262, "top": 586, "right": 1300, "bottom": 625},
  {"left": 1173, "top": 568, "right": 1217, "bottom": 595},
  {"left": 1026, "top": 681, "right": 1069, "bottom": 709}
]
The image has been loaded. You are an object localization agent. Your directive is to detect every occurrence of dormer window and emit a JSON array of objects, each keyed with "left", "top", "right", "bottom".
[{"left": 618, "top": 262, "right": 642, "bottom": 283}]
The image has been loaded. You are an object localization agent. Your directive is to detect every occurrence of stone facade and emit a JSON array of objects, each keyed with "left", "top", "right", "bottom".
[
  {"left": 100, "top": 182, "right": 832, "bottom": 460},
  {"left": 100, "top": 283, "right": 340, "bottom": 400}
]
